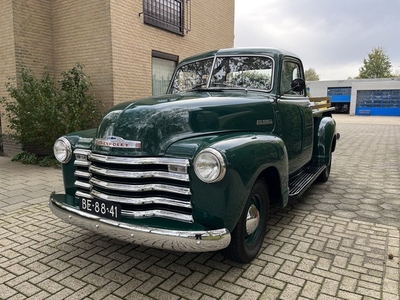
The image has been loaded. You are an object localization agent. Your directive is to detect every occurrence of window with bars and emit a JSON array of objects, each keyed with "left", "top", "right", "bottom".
[{"left": 143, "top": 0, "right": 184, "bottom": 35}]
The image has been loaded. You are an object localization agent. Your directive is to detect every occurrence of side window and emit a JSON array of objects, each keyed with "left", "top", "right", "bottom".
[
  {"left": 281, "top": 60, "right": 303, "bottom": 95},
  {"left": 152, "top": 50, "right": 178, "bottom": 96}
]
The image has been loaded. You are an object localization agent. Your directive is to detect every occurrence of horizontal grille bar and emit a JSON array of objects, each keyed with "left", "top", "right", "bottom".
[
  {"left": 89, "top": 153, "right": 189, "bottom": 167},
  {"left": 90, "top": 177, "right": 191, "bottom": 195},
  {"left": 89, "top": 165, "right": 189, "bottom": 182},
  {"left": 91, "top": 189, "right": 192, "bottom": 209},
  {"left": 74, "top": 170, "right": 90, "bottom": 178},
  {"left": 75, "top": 180, "right": 91, "bottom": 190},
  {"left": 74, "top": 160, "right": 90, "bottom": 167},
  {"left": 76, "top": 191, "right": 92, "bottom": 199}
]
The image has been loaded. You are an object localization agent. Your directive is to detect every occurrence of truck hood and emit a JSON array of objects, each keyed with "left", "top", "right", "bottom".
[{"left": 94, "top": 91, "right": 276, "bottom": 156}]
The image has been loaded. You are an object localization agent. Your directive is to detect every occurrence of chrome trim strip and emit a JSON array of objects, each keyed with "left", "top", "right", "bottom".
[
  {"left": 74, "top": 160, "right": 91, "bottom": 167},
  {"left": 89, "top": 165, "right": 189, "bottom": 182},
  {"left": 74, "top": 170, "right": 90, "bottom": 178},
  {"left": 121, "top": 209, "right": 194, "bottom": 223},
  {"left": 91, "top": 189, "right": 192, "bottom": 208},
  {"left": 89, "top": 153, "right": 190, "bottom": 167},
  {"left": 74, "top": 180, "right": 91, "bottom": 190},
  {"left": 90, "top": 178, "right": 191, "bottom": 195},
  {"left": 49, "top": 193, "right": 230, "bottom": 252}
]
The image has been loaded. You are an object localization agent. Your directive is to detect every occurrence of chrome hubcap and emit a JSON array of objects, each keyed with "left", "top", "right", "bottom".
[{"left": 246, "top": 204, "right": 260, "bottom": 235}]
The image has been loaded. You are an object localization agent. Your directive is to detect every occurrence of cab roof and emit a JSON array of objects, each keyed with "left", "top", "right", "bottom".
[{"left": 179, "top": 47, "right": 300, "bottom": 65}]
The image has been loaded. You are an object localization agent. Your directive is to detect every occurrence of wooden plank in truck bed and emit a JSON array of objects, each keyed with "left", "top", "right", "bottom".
[{"left": 310, "top": 97, "right": 336, "bottom": 116}]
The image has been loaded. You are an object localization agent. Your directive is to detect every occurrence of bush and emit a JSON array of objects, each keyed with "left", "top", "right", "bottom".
[
  {"left": 11, "top": 151, "right": 60, "bottom": 168},
  {"left": 0, "top": 63, "right": 101, "bottom": 156}
]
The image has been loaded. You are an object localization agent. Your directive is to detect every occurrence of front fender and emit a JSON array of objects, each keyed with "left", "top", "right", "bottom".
[{"left": 166, "top": 133, "right": 288, "bottom": 232}]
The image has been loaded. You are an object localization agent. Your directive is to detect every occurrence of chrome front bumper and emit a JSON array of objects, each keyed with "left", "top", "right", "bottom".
[{"left": 49, "top": 193, "right": 231, "bottom": 252}]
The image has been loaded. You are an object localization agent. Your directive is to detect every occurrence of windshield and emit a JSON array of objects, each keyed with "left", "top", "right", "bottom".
[
  {"left": 169, "top": 58, "right": 214, "bottom": 93},
  {"left": 169, "top": 56, "right": 274, "bottom": 93}
]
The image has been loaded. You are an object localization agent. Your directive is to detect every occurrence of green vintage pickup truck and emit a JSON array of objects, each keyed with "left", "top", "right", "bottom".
[{"left": 50, "top": 48, "right": 339, "bottom": 263}]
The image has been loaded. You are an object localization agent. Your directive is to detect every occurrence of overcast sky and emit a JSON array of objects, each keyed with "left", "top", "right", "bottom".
[{"left": 234, "top": 0, "right": 400, "bottom": 80}]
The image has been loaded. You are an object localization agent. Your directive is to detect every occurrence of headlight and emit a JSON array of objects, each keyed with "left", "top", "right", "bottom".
[
  {"left": 53, "top": 137, "right": 72, "bottom": 163},
  {"left": 194, "top": 148, "right": 226, "bottom": 183}
]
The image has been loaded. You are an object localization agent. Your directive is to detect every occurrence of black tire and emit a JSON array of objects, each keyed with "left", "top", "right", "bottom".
[
  {"left": 222, "top": 180, "right": 269, "bottom": 263},
  {"left": 318, "top": 151, "right": 332, "bottom": 182}
]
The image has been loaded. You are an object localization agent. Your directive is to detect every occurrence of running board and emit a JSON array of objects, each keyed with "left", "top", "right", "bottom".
[{"left": 289, "top": 163, "right": 326, "bottom": 200}]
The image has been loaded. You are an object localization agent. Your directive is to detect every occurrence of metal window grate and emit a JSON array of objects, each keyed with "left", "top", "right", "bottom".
[{"left": 143, "top": 0, "right": 184, "bottom": 35}]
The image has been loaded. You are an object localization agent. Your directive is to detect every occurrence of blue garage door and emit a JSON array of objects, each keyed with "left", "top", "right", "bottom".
[
  {"left": 328, "top": 87, "right": 351, "bottom": 113},
  {"left": 356, "top": 90, "right": 400, "bottom": 116}
]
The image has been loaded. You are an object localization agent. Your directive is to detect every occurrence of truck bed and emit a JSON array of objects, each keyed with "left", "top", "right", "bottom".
[{"left": 310, "top": 97, "right": 336, "bottom": 116}]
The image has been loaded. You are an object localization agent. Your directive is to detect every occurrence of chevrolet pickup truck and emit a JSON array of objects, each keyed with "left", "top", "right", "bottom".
[{"left": 50, "top": 48, "right": 339, "bottom": 263}]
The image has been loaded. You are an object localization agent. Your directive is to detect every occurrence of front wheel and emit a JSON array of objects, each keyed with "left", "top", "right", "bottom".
[{"left": 222, "top": 179, "right": 269, "bottom": 263}]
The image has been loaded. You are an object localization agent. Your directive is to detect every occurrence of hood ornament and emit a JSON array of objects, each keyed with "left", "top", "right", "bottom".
[{"left": 95, "top": 136, "right": 142, "bottom": 149}]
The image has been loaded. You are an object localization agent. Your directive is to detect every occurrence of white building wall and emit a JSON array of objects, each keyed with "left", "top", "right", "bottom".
[{"left": 308, "top": 79, "right": 400, "bottom": 115}]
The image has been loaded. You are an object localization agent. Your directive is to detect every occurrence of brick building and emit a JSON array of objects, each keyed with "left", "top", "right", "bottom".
[{"left": 0, "top": 0, "right": 235, "bottom": 157}]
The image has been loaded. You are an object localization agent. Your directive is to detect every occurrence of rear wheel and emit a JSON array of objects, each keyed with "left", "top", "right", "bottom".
[
  {"left": 222, "top": 179, "right": 269, "bottom": 263},
  {"left": 318, "top": 150, "right": 332, "bottom": 182}
]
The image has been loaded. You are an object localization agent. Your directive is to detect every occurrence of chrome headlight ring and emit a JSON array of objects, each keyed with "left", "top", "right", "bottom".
[
  {"left": 194, "top": 148, "right": 226, "bottom": 183},
  {"left": 53, "top": 137, "right": 72, "bottom": 164}
]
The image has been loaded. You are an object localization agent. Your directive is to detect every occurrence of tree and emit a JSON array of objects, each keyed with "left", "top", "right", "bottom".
[
  {"left": 358, "top": 47, "right": 392, "bottom": 78},
  {"left": 305, "top": 68, "right": 320, "bottom": 81}
]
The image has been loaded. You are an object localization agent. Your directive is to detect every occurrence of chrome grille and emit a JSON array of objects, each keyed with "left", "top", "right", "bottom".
[{"left": 73, "top": 149, "right": 193, "bottom": 222}]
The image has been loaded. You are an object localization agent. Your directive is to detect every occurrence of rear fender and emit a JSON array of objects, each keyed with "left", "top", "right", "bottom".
[{"left": 313, "top": 116, "right": 337, "bottom": 165}]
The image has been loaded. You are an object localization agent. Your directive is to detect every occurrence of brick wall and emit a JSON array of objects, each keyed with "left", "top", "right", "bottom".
[
  {"left": 0, "top": 0, "right": 16, "bottom": 156},
  {"left": 0, "top": 0, "right": 53, "bottom": 157},
  {"left": 110, "top": 0, "right": 235, "bottom": 104},
  {"left": 0, "top": 0, "right": 235, "bottom": 157},
  {"left": 1, "top": 135, "right": 22, "bottom": 158},
  {"left": 52, "top": 0, "right": 114, "bottom": 110}
]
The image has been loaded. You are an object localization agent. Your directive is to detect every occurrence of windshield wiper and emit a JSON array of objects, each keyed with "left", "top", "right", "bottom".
[{"left": 188, "top": 83, "right": 208, "bottom": 91}]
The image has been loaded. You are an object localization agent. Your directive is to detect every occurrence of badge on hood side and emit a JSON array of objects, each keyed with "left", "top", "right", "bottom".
[{"left": 95, "top": 136, "right": 142, "bottom": 148}]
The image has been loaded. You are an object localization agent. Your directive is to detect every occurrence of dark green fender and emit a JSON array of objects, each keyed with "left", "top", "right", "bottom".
[
  {"left": 166, "top": 132, "right": 289, "bottom": 232},
  {"left": 312, "top": 115, "right": 338, "bottom": 165}
]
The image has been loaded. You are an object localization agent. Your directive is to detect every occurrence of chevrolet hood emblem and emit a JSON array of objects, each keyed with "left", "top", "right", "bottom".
[{"left": 94, "top": 136, "right": 142, "bottom": 149}]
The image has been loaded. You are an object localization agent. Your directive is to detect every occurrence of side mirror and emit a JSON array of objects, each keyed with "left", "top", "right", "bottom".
[
  {"left": 291, "top": 78, "right": 305, "bottom": 92},
  {"left": 275, "top": 78, "right": 306, "bottom": 102}
]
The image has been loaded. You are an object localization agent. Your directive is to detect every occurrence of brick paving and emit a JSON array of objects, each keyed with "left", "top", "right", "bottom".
[{"left": 0, "top": 115, "right": 399, "bottom": 300}]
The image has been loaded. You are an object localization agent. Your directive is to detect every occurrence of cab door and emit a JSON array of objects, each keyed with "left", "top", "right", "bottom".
[{"left": 274, "top": 58, "right": 313, "bottom": 174}]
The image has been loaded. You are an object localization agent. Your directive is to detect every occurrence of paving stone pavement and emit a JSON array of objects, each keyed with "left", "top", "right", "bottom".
[{"left": 0, "top": 115, "right": 399, "bottom": 300}]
